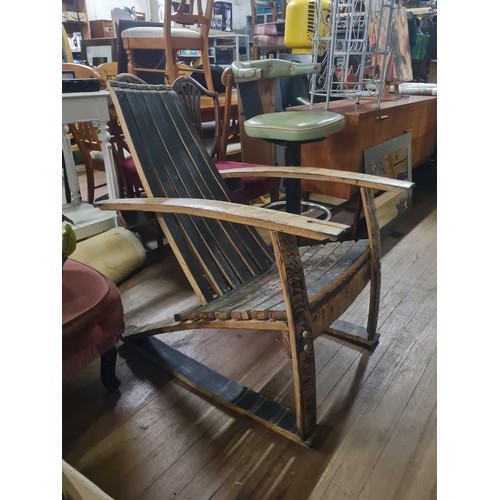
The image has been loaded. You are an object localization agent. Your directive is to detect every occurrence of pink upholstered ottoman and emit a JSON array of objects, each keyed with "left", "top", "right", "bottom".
[{"left": 62, "top": 259, "right": 124, "bottom": 390}]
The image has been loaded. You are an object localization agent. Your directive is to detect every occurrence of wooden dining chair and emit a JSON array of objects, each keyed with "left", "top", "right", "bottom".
[
  {"left": 250, "top": 0, "right": 288, "bottom": 60},
  {"left": 120, "top": 0, "right": 215, "bottom": 90},
  {"left": 172, "top": 75, "right": 280, "bottom": 205},
  {"left": 97, "top": 81, "right": 414, "bottom": 445},
  {"left": 68, "top": 121, "right": 107, "bottom": 204}
]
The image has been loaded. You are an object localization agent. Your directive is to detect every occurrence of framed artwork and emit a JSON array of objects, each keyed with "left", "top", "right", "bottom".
[
  {"left": 364, "top": 133, "right": 412, "bottom": 232},
  {"left": 367, "top": 2, "right": 413, "bottom": 83}
]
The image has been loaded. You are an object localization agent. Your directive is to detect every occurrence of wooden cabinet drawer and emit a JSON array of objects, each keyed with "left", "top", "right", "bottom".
[
  {"left": 298, "top": 95, "right": 437, "bottom": 200},
  {"left": 90, "top": 20, "right": 115, "bottom": 39}
]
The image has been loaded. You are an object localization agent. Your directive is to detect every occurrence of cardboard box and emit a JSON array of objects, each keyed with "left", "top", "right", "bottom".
[{"left": 62, "top": 11, "right": 88, "bottom": 23}]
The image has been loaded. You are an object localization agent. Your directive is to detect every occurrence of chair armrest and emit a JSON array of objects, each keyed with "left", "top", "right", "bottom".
[
  {"left": 97, "top": 198, "right": 350, "bottom": 242},
  {"left": 219, "top": 165, "right": 414, "bottom": 192}
]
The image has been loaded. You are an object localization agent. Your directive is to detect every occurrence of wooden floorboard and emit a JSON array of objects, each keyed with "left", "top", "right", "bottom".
[{"left": 62, "top": 185, "right": 437, "bottom": 500}]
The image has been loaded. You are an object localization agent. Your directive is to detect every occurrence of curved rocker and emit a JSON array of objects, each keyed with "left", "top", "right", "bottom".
[{"left": 98, "top": 81, "right": 413, "bottom": 445}]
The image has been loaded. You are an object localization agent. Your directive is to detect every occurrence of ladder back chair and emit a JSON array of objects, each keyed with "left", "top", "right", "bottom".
[
  {"left": 120, "top": 0, "right": 215, "bottom": 90},
  {"left": 98, "top": 81, "right": 413, "bottom": 445}
]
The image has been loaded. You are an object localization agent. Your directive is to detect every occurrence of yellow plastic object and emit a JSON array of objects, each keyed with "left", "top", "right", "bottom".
[{"left": 284, "top": 0, "right": 330, "bottom": 54}]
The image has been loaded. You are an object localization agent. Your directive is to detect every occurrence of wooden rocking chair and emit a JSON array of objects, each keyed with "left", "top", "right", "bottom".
[{"left": 98, "top": 81, "right": 413, "bottom": 445}]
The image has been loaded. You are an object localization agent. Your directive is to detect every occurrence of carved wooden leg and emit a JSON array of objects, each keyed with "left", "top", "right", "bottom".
[
  {"left": 85, "top": 163, "right": 95, "bottom": 204},
  {"left": 271, "top": 232, "right": 317, "bottom": 441},
  {"left": 126, "top": 48, "right": 137, "bottom": 75},
  {"left": 100, "top": 348, "right": 121, "bottom": 391},
  {"left": 165, "top": 49, "right": 177, "bottom": 85},
  {"left": 200, "top": 47, "right": 214, "bottom": 92}
]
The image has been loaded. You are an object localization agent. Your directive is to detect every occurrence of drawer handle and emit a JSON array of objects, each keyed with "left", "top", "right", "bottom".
[{"left": 376, "top": 115, "right": 389, "bottom": 120}]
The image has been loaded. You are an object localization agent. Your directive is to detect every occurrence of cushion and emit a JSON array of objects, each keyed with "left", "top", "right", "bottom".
[
  {"left": 62, "top": 259, "right": 124, "bottom": 379},
  {"left": 70, "top": 227, "right": 146, "bottom": 284},
  {"left": 121, "top": 26, "right": 201, "bottom": 39},
  {"left": 244, "top": 110, "right": 345, "bottom": 142},
  {"left": 254, "top": 23, "right": 280, "bottom": 36},
  {"left": 121, "top": 156, "right": 143, "bottom": 191},
  {"left": 253, "top": 34, "right": 286, "bottom": 48},
  {"left": 216, "top": 160, "right": 280, "bottom": 203}
]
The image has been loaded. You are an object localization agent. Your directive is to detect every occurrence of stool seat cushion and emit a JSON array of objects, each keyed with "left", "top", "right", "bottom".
[
  {"left": 244, "top": 110, "right": 345, "bottom": 142},
  {"left": 62, "top": 259, "right": 124, "bottom": 379},
  {"left": 121, "top": 26, "right": 201, "bottom": 39},
  {"left": 253, "top": 35, "right": 286, "bottom": 49}
]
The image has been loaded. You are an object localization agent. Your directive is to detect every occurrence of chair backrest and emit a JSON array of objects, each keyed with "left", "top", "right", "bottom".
[
  {"left": 165, "top": 0, "right": 214, "bottom": 30},
  {"left": 69, "top": 121, "right": 102, "bottom": 159},
  {"left": 231, "top": 59, "right": 318, "bottom": 120},
  {"left": 220, "top": 68, "right": 239, "bottom": 161},
  {"left": 108, "top": 81, "right": 274, "bottom": 303},
  {"left": 250, "top": 0, "right": 285, "bottom": 36},
  {"left": 171, "top": 76, "right": 221, "bottom": 159}
]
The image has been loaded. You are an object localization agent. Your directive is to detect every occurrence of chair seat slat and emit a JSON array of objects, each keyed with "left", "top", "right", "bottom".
[{"left": 175, "top": 240, "right": 370, "bottom": 323}]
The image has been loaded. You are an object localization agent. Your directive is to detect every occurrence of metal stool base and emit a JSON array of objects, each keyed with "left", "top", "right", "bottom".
[{"left": 264, "top": 200, "right": 332, "bottom": 221}]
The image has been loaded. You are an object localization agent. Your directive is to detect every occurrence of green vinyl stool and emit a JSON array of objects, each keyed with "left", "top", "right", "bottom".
[{"left": 231, "top": 59, "right": 345, "bottom": 217}]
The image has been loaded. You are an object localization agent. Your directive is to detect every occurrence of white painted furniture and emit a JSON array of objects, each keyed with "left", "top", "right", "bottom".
[
  {"left": 209, "top": 33, "right": 250, "bottom": 65},
  {"left": 62, "top": 91, "right": 118, "bottom": 240}
]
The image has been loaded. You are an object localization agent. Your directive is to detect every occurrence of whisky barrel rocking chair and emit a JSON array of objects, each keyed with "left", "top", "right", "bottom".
[{"left": 98, "top": 81, "right": 413, "bottom": 446}]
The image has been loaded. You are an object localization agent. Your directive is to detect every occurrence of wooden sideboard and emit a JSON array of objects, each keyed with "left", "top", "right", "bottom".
[{"left": 294, "top": 95, "right": 437, "bottom": 200}]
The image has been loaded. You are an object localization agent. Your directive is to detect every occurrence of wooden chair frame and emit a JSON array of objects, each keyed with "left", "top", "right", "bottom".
[
  {"left": 250, "top": 0, "right": 288, "bottom": 60},
  {"left": 172, "top": 75, "right": 280, "bottom": 204},
  {"left": 98, "top": 81, "right": 413, "bottom": 445},
  {"left": 121, "top": 0, "right": 214, "bottom": 90}
]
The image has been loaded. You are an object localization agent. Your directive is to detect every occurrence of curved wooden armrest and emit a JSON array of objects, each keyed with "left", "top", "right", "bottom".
[
  {"left": 97, "top": 198, "right": 350, "bottom": 241},
  {"left": 220, "top": 166, "right": 414, "bottom": 192}
]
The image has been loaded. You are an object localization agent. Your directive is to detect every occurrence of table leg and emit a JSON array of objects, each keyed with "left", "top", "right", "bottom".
[
  {"left": 62, "top": 123, "right": 82, "bottom": 203},
  {"left": 96, "top": 120, "right": 120, "bottom": 201}
]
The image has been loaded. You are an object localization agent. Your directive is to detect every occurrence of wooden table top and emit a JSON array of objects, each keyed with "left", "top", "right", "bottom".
[{"left": 292, "top": 94, "right": 437, "bottom": 117}]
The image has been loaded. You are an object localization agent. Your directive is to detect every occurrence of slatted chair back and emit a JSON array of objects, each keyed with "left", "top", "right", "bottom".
[{"left": 109, "top": 81, "right": 274, "bottom": 303}]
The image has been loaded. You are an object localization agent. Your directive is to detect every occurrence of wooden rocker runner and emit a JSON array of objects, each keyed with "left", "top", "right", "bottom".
[{"left": 98, "top": 81, "right": 414, "bottom": 446}]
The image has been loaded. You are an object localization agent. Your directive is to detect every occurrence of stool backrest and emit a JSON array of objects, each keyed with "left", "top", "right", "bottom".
[{"left": 231, "top": 59, "right": 319, "bottom": 120}]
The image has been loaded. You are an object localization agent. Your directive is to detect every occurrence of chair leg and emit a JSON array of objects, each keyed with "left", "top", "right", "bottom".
[
  {"left": 126, "top": 48, "right": 137, "bottom": 75},
  {"left": 62, "top": 151, "right": 72, "bottom": 204},
  {"left": 85, "top": 164, "right": 95, "bottom": 204},
  {"left": 271, "top": 232, "right": 317, "bottom": 440},
  {"left": 100, "top": 348, "right": 121, "bottom": 391},
  {"left": 165, "top": 49, "right": 178, "bottom": 85},
  {"left": 200, "top": 48, "right": 214, "bottom": 92}
]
